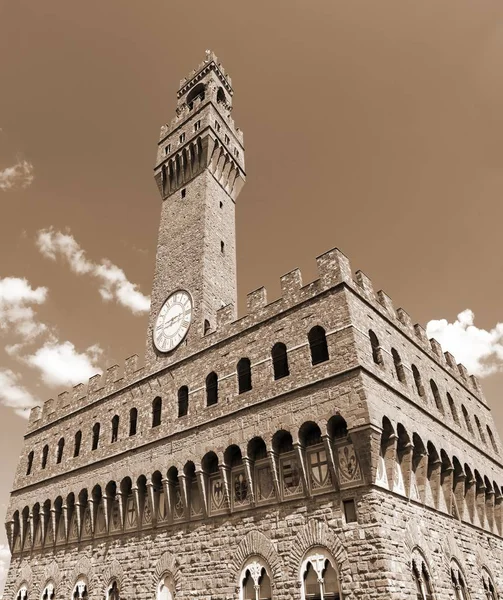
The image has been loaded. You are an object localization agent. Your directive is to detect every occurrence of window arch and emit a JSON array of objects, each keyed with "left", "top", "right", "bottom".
[
  {"left": 129, "top": 408, "right": 138, "bottom": 436},
  {"left": 237, "top": 358, "right": 252, "bottom": 393},
  {"left": 487, "top": 425, "right": 498, "bottom": 454},
  {"left": 187, "top": 82, "right": 206, "bottom": 108},
  {"left": 411, "top": 365, "right": 425, "bottom": 397},
  {"left": 16, "top": 586, "right": 28, "bottom": 600},
  {"left": 106, "top": 580, "right": 120, "bottom": 600},
  {"left": 461, "top": 405, "right": 473, "bottom": 434},
  {"left": 391, "top": 348, "right": 406, "bottom": 383},
  {"left": 26, "top": 451, "right": 34, "bottom": 475},
  {"left": 92, "top": 422, "right": 100, "bottom": 451},
  {"left": 300, "top": 547, "right": 341, "bottom": 600},
  {"left": 41, "top": 444, "right": 49, "bottom": 469},
  {"left": 430, "top": 380, "right": 443, "bottom": 413},
  {"left": 411, "top": 550, "right": 434, "bottom": 600},
  {"left": 72, "top": 579, "right": 88, "bottom": 600},
  {"left": 450, "top": 561, "right": 469, "bottom": 600},
  {"left": 240, "top": 558, "right": 272, "bottom": 600},
  {"left": 447, "top": 393, "right": 459, "bottom": 424},
  {"left": 206, "top": 372, "right": 218, "bottom": 406},
  {"left": 178, "top": 386, "right": 189, "bottom": 417},
  {"left": 369, "top": 330, "right": 383, "bottom": 366},
  {"left": 111, "top": 415, "right": 119, "bottom": 443},
  {"left": 56, "top": 438, "right": 65, "bottom": 464},
  {"left": 308, "top": 326, "right": 329, "bottom": 365},
  {"left": 152, "top": 397, "right": 162, "bottom": 427},
  {"left": 272, "top": 342, "right": 289, "bottom": 379},
  {"left": 74, "top": 430, "right": 82, "bottom": 457},
  {"left": 474, "top": 415, "right": 486, "bottom": 444},
  {"left": 41, "top": 582, "right": 55, "bottom": 600},
  {"left": 482, "top": 567, "right": 497, "bottom": 600},
  {"left": 157, "top": 574, "right": 174, "bottom": 600}
]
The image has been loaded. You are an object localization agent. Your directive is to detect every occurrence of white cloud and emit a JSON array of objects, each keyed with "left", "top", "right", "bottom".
[
  {"left": 0, "top": 543, "right": 10, "bottom": 598},
  {"left": 0, "top": 277, "right": 48, "bottom": 340},
  {"left": 25, "top": 340, "right": 103, "bottom": 387},
  {"left": 426, "top": 309, "right": 503, "bottom": 377},
  {"left": 0, "top": 160, "right": 34, "bottom": 191},
  {"left": 0, "top": 370, "right": 38, "bottom": 419},
  {"left": 36, "top": 228, "right": 150, "bottom": 314}
]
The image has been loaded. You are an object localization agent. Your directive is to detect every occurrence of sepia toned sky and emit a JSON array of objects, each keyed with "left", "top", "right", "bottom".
[{"left": 2, "top": 0, "right": 503, "bottom": 590}]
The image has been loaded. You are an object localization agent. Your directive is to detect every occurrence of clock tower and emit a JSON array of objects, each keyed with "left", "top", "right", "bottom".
[{"left": 146, "top": 52, "right": 246, "bottom": 365}]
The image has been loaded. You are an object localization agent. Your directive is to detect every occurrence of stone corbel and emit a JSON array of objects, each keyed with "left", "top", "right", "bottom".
[
  {"left": 131, "top": 486, "right": 140, "bottom": 528},
  {"left": 293, "top": 442, "right": 310, "bottom": 498},
  {"left": 219, "top": 464, "right": 232, "bottom": 512},
  {"left": 146, "top": 480, "right": 157, "bottom": 527},
  {"left": 102, "top": 495, "right": 110, "bottom": 533},
  {"left": 6, "top": 519, "right": 14, "bottom": 553},
  {"left": 178, "top": 473, "right": 190, "bottom": 519},
  {"left": 75, "top": 502, "right": 82, "bottom": 539},
  {"left": 464, "top": 475, "right": 477, "bottom": 524},
  {"left": 28, "top": 512, "right": 35, "bottom": 549},
  {"left": 162, "top": 478, "right": 174, "bottom": 524},
  {"left": 440, "top": 465, "right": 454, "bottom": 515},
  {"left": 267, "top": 450, "right": 282, "bottom": 501},
  {"left": 383, "top": 433, "right": 398, "bottom": 490},
  {"left": 485, "top": 488, "right": 495, "bottom": 533},
  {"left": 242, "top": 457, "right": 256, "bottom": 506},
  {"left": 39, "top": 509, "right": 47, "bottom": 547},
  {"left": 322, "top": 435, "right": 340, "bottom": 491},
  {"left": 116, "top": 492, "right": 125, "bottom": 530},
  {"left": 453, "top": 471, "right": 466, "bottom": 521},
  {"left": 62, "top": 504, "right": 69, "bottom": 541},
  {"left": 88, "top": 498, "right": 95, "bottom": 535},
  {"left": 427, "top": 458, "right": 442, "bottom": 510},
  {"left": 195, "top": 467, "right": 208, "bottom": 517},
  {"left": 398, "top": 442, "right": 414, "bottom": 497},
  {"left": 413, "top": 450, "right": 429, "bottom": 504},
  {"left": 475, "top": 479, "right": 487, "bottom": 530},
  {"left": 50, "top": 507, "right": 57, "bottom": 544}
]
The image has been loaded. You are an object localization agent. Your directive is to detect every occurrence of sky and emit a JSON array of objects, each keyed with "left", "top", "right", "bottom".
[{"left": 1, "top": 0, "right": 503, "bottom": 593}]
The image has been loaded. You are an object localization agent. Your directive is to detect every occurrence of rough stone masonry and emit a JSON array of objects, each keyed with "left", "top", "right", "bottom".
[{"left": 3, "top": 52, "right": 503, "bottom": 600}]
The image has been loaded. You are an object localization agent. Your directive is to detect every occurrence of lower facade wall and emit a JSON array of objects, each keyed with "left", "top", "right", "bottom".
[{"left": 4, "top": 489, "right": 503, "bottom": 600}]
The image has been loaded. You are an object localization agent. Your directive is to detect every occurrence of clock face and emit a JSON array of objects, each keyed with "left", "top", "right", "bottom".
[{"left": 153, "top": 290, "right": 193, "bottom": 352}]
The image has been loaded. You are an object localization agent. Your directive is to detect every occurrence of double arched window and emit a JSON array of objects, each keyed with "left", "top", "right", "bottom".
[
  {"left": 178, "top": 386, "right": 189, "bottom": 417},
  {"left": 129, "top": 408, "right": 138, "bottom": 436},
  {"left": 106, "top": 580, "right": 120, "bottom": 600},
  {"left": 411, "top": 550, "right": 434, "bottom": 600},
  {"left": 157, "top": 574, "right": 174, "bottom": 600},
  {"left": 308, "top": 326, "right": 329, "bottom": 366},
  {"left": 152, "top": 397, "right": 162, "bottom": 428},
  {"left": 240, "top": 559, "right": 272, "bottom": 600},
  {"left": 111, "top": 415, "right": 119, "bottom": 443},
  {"left": 272, "top": 343, "right": 289, "bottom": 380},
  {"left": 391, "top": 349, "right": 406, "bottom": 383},
  {"left": 450, "top": 561, "right": 469, "bottom": 600},
  {"left": 26, "top": 451, "right": 34, "bottom": 475},
  {"left": 41, "top": 582, "right": 55, "bottom": 600},
  {"left": 72, "top": 579, "right": 88, "bottom": 600},
  {"left": 206, "top": 372, "right": 218, "bottom": 406},
  {"left": 482, "top": 568, "right": 497, "bottom": 600},
  {"left": 74, "top": 430, "right": 82, "bottom": 457},
  {"left": 16, "top": 586, "right": 28, "bottom": 600},
  {"left": 56, "top": 438, "right": 65, "bottom": 464},
  {"left": 369, "top": 330, "right": 383, "bottom": 366},
  {"left": 237, "top": 358, "right": 252, "bottom": 394},
  {"left": 92, "top": 423, "right": 100, "bottom": 451},
  {"left": 300, "top": 548, "right": 341, "bottom": 600}
]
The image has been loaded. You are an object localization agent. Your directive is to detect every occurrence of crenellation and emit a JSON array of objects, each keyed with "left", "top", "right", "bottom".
[
  {"left": 57, "top": 391, "right": 70, "bottom": 409},
  {"left": 280, "top": 268, "right": 302, "bottom": 300},
  {"left": 396, "top": 308, "right": 413, "bottom": 332},
  {"left": 376, "top": 290, "right": 395, "bottom": 318},
  {"left": 428, "top": 338, "right": 444, "bottom": 361},
  {"left": 457, "top": 363, "right": 469, "bottom": 382},
  {"left": 413, "top": 324, "right": 429, "bottom": 348},
  {"left": 316, "top": 247, "right": 352, "bottom": 288},
  {"left": 444, "top": 351, "right": 457, "bottom": 369},
  {"left": 124, "top": 354, "right": 140, "bottom": 378},
  {"left": 354, "top": 270, "right": 375, "bottom": 301},
  {"left": 246, "top": 287, "right": 267, "bottom": 313},
  {"left": 88, "top": 373, "right": 103, "bottom": 395},
  {"left": 104, "top": 364, "right": 121, "bottom": 390},
  {"left": 217, "top": 303, "right": 236, "bottom": 328},
  {"left": 470, "top": 375, "right": 481, "bottom": 395}
]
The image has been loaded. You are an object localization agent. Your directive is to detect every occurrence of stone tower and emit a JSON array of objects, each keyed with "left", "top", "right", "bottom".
[
  {"left": 3, "top": 53, "right": 503, "bottom": 600},
  {"left": 146, "top": 51, "right": 245, "bottom": 366}
]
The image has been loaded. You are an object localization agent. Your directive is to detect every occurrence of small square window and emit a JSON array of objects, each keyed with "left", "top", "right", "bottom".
[
  {"left": 220, "top": 240, "right": 225, "bottom": 253},
  {"left": 233, "top": 148, "right": 239, "bottom": 158},
  {"left": 179, "top": 132, "right": 186, "bottom": 144},
  {"left": 181, "top": 188, "right": 186, "bottom": 199},
  {"left": 224, "top": 134, "right": 230, "bottom": 144},
  {"left": 165, "top": 144, "right": 171, "bottom": 155},
  {"left": 219, "top": 201, "right": 223, "bottom": 209},
  {"left": 343, "top": 499, "right": 357, "bottom": 523},
  {"left": 214, "top": 120, "right": 221, "bottom": 132},
  {"left": 194, "top": 120, "right": 201, "bottom": 132}
]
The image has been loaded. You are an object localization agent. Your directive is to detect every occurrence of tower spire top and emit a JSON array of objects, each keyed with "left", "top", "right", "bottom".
[{"left": 178, "top": 51, "right": 233, "bottom": 96}]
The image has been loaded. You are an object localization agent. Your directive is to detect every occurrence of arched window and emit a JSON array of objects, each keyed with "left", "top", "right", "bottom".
[
  {"left": 430, "top": 380, "right": 443, "bottom": 413},
  {"left": 487, "top": 425, "right": 498, "bottom": 454},
  {"left": 152, "top": 397, "right": 162, "bottom": 428},
  {"left": 391, "top": 348, "right": 406, "bottom": 383},
  {"left": 272, "top": 342, "right": 289, "bottom": 379},
  {"left": 41, "top": 445, "right": 49, "bottom": 469},
  {"left": 111, "top": 415, "right": 119, "bottom": 443},
  {"left": 56, "top": 438, "right": 65, "bottom": 464},
  {"left": 16, "top": 586, "right": 28, "bottom": 600},
  {"left": 412, "top": 365, "right": 425, "bottom": 397},
  {"left": 187, "top": 82, "right": 206, "bottom": 109},
  {"left": 206, "top": 372, "right": 218, "bottom": 406},
  {"left": 157, "top": 574, "right": 174, "bottom": 600},
  {"left": 461, "top": 405, "right": 473, "bottom": 434},
  {"left": 369, "top": 330, "right": 383, "bottom": 366},
  {"left": 72, "top": 579, "right": 88, "bottom": 600},
  {"left": 482, "top": 568, "right": 497, "bottom": 600},
  {"left": 26, "top": 451, "right": 34, "bottom": 475},
  {"left": 74, "top": 430, "right": 82, "bottom": 457},
  {"left": 41, "top": 582, "right": 55, "bottom": 600},
  {"left": 412, "top": 552, "right": 434, "bottom": 600},
  {"left": 178, "top": 386, "right": 189, "bottom": 417},
  {"left": 451, "top": 562, "right": 469, "bottom": 600},
  {"left": 106, "top": 581, "right": 120, "bottom": 600},
  {"left": 300, "top": 548, "right": 341, "bottom": 600},
  {"left": 204, "top": 319, "right": 211, "bottom": 335},
  {"left": 237, "top": 358, "right": 252, "bottom": 394},
  {"left": 308, "top": 326, "right": 329, "bottom": 365},
  {"left": 92, "top": 423, "right": 100, "bottom": 451},
  {"left": 447, "top": 393, "right": 459, "bottom": 424},
  {"left": 474, "top": 415, "right": 486, "bottom": 444},
  {"left": 240, "top": 559, "right": 272, "bottom": 600},
  {"left": 129, "top": 408, "right": 138, "bottom": 436}
]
